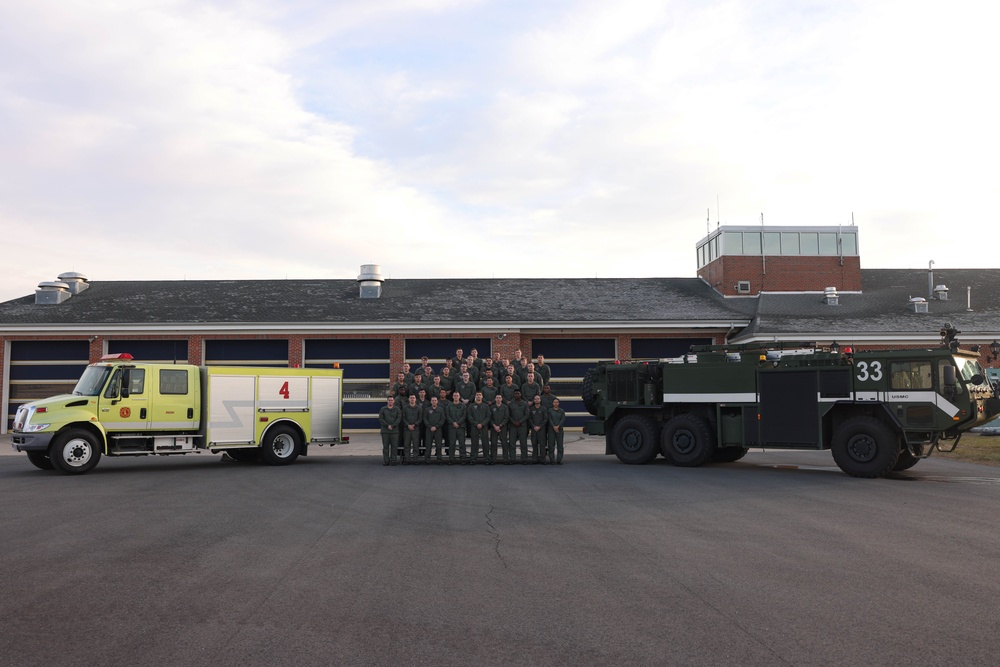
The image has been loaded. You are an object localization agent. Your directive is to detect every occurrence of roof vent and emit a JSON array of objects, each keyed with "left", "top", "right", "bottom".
[
  {"left": 357, "top": 264, "right": 384, "bottom": 299},
  {"left": 908, "top": 296, "right": 929, "bottom": 314},
  {"left": 823, "top": 286, "right": 839, "bottom": 306},
  {"left": 35, "top": 281, "right": 72, "bottom": 305},
  {"left": 934, "top": 284, "right": 949, "bottom": 301},
  {"left": 57, "top": 272, "right": 90, "bottom": 295}
]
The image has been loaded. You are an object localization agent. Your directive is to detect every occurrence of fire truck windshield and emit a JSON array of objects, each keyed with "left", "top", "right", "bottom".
[
  {"left": 954, "top": 356, "right": 988, "bottom": 385},
  {"left": 72, "top": 366, "right": 112, "bottom": 396}
]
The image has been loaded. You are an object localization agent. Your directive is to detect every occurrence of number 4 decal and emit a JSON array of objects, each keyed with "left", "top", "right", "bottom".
[
  {"left": 856, "top": 361, "right": 883, "bottom": 382},
  {"left": 278, "top": 381, "right": 290, "bottom": 399}
]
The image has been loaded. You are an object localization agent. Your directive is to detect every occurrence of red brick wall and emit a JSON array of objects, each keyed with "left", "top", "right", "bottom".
[{"left": 698, "top": 255, "right": 862, "bottom": 295}]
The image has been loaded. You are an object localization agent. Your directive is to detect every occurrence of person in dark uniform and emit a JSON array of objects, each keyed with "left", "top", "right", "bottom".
[
  {"left": 424, "top": 395, "right": 446, "bottom": 464},
  {"left": 547, "top": 398, "right": 566, "bottom": 464},
  {"left": 508, "top": 390, "right": 530, "bottom": 464},
  {"left": 401, "top": 394, "right": 422, "bottom": 465},
  {"left": 540, "top": 384, "right": 557, "bottom": 410},
  {"left": 446, "top": 391, "right": 467, "bottom": 465},
  {"left": 467, "top": 392, "right": 491, "bottom": 465},
  {"left": 535, "top": 355, "right": 552, "bottom": 387},
  {"left": 481, "top": 376, "right": 498, "bottom": 405},
  {"left": 499, "top": 374, "right": 517, "bottom": 403},
  {"left": 521, "top": 372, "right": 542, "bottom": 403},
  {"left": 378, "top": 396, "right": 402, "bottom": 465},
  {"left": 456, "top": 372, "right": 476, "bottom": 404},
  {"left": 490, "top": 393, "right": 510, "bottom": 465},
  {"left": 529, "top": 394, "right": 549, "bottom": 463},
  {"left": 415, "top": 388, "right": 428, "bottom": 458},
  {"left": 439, "top": 366, "right": 455, "bottom": 394},
  {"left": 451, "top": 348, "right": 465, "bottom": 370},
  {"left": 390, "top": 372, "right": 409, "bottom": 400}
]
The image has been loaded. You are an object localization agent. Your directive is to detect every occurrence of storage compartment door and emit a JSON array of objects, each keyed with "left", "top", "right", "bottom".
[
  {"left": 207, "top": 375, "right": 256, "bottom": 444},
  {"left": 311, "top": 376, "right": 343, "bottom": 441}
]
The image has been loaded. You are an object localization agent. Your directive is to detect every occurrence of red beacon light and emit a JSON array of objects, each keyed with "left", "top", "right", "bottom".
[{"left": 101, "top": 353, "right": 134, "bottom": 361}]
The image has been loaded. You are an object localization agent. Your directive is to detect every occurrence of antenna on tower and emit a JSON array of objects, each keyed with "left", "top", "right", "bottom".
[
  {"left": 706, "top": 208, "right": 710, "bottom": 235},
  {"left": 716, "top": 195, "right": 720, "bottom": 229}
]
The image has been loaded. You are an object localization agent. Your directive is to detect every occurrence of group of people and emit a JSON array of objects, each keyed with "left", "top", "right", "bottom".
[{"left": 378, "top": 348, "right": 566, "bottom": 465}]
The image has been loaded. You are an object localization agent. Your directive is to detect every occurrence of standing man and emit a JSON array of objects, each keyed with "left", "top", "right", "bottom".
[
  {"left": 547, "top": 398, "right": 566, "bottom": 465},
  {"left": 521, "top": 372, "right": 542, "bottom": 403},
  {"left": 540, "top": 384, "right": 557, "bottom": 410},
  {"left": 490, "top": 393, "right": 510, "bottom": 465},
  {"left": 499, "top": 374, "right": 517, "bottom": 403},
  {"left": 451, "top": 348, "right": 465, "bottom": 370},
  {"left": 467, "top": 392, "right": 491, "bottom": 465},
  {"left": 439, "top": 366, "right": 455, "bottom": 394},
  {"left": 378, "top": 396, "right": 402, "bottom": 465},
  {"left": 529, "top": 394, "right": 548, "bottom": 464},
  {"left": 402, "top": 394, "right": 422, "bottom": 465},
  {"left": 508, "top": 390, "right": 530, "bottom": 464},
  {"left": 446, "top": 392, "right": 468, "bottom": 465},
  {"left": 390, "top": 372, "right": 409, "bottom": 401},
  {"left": 424, "top": 395, "right": 446, "bottom": 464},
  {"left": 456, "top": 371, "right": 476, "bottom": 404},
  {"left": 481, "top": 376, "right": 499, "bottom": 405},
  {"left": 535, "top": 355, "right": 552, "bottom": 386}
]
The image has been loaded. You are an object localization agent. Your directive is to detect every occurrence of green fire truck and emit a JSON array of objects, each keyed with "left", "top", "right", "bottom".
[
  {"left": 582, "top": 326, "right": 1000, "bottom": 477},
  {"left": 11, "top": 353, "right": 347, "bottom": 474}
]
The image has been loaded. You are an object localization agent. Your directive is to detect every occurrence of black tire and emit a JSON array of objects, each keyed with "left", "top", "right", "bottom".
[
  {"left": 661, "top": 414, "right": 716, "bottom": 467},
  {"left": 225, "top": 448, "right": 261, "bottom": 463},
  {"left": 581, "top": 368, "right": 600, "bottom": 416},
  {"left": 259, "top": 425, "right": 301, "bottom": 466},
  {"left": 892, "top": 444, "right": 923, "bottom": 472},
  {"left": 49, "top": 429, "right": 102, "bottom": 475},
  {"left": 610, "top": 415, "right": 658, "bottom": 464},
  {"left": 831, "top": 416, "right": 899, "bottom": 478},
  {"left": 26, "top": 451, "right": 55, "bottom": 471},
  {"left": 711, "top": 447, "right": 748, "bottom": 463}
]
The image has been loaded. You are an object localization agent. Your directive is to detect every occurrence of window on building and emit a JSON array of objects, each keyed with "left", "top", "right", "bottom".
[
  {"left": 723, "top": 231, "right": 743, "bottom": 255},
  {"left": 743, "top": 232, "right": 762, "bottom": 255},
  {"left": 763, "top": 232, "right": 781, "bottom": 255},
  {"left": 800, "top": 232, "right": 819, "bottom": 255},
  {"left": 780, "top": 232, "right": 800, "bottom": 255},
  {"left": 819, "top": 232, "right": 839, "bottom": 255}
]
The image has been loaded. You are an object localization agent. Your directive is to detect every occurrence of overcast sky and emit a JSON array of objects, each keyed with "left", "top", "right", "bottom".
[{"left": 2, "top": 0, "right": 997, "bottom": 303}]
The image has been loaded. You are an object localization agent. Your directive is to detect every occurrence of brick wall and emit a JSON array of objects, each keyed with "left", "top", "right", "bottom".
[{"left": 698, "top": 255, "right": 862, "bottom": 296}]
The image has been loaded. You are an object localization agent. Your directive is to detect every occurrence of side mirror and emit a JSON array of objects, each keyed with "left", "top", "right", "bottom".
[
  {"left": 971, "top": 373, "right": 985, "bottom": 386},
  {"left": 943, "top": 365, "right": 956, "bottom": 393},
  {"left": 120, "top": 369, "right": 131, "bottom": 399}
]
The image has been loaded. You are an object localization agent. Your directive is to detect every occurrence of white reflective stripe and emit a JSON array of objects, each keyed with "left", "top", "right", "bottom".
[
  {"left": 663, "top": 392, "right": 757, "bottom": 403},
  {"left": 854, "top": 391, "right": 879, "bottom": 401},
  {"left": 102, "top": 422, "right": 200, "bottom": 431},
  {"left": 935, "top": 394, "right": 960, "bottom": 417}
]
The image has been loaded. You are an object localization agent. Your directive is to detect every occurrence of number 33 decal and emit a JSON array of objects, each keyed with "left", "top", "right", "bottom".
[{"left": 856, "top": 361, "right": 883, "bottom": 382}]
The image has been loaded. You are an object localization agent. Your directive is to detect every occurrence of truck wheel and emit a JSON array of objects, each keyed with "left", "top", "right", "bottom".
[
  {"left": 711, "top": 447, "right": 748, "bottom": 463},
  {"left": 49, "top": 429, "right": 102, "bottom": 475},
  {"left": 26, "top": 451, "right": 55, "bottom": 470},
  {"left": 661, "top": 414, "right": 716, "bottom": 467},
  {"left": 260, "top": 425, "right": 301, "bottom": 466},
  {"left": 610, "top": 415, "right": 658, "bottom": 464},
  {"left": 831, "top": 416, "right": 899, "bottom": 478},
  {"left": 581, "top": 369, "right": 600, "bottom": 416},
  {"left": 226, "top": 448, "right": 261, "bottom": 463}
]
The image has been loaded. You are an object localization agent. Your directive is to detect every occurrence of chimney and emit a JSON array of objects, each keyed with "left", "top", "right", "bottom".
[{"left": 357, "top": 264, "right": 384, "bottom": 299}]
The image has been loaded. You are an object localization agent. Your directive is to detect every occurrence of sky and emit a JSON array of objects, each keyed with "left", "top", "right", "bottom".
[{"left": 2, "top": 0, "right": 998, "bottom": 303}]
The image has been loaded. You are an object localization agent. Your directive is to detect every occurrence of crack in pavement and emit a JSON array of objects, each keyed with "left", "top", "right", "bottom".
[{"left": 485, "top": 505, "right": 507, "bottom": 569}]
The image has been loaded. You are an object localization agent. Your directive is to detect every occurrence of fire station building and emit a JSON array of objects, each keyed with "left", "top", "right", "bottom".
[{"left": 3, "top": 225, "right": 999, "bottom": 432}]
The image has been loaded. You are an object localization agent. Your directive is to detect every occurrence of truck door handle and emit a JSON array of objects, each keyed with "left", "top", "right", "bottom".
[
  {"left": 140, "top": 408, "right": 147, "bottom": 420},
  {"left": 187, "top": 408, "right": 194, "bottom": 419}
]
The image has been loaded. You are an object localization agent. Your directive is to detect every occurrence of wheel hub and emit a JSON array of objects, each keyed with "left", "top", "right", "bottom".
[
  {"left": 672, "top": 430, "right": 695, "bottom": 455},
  {"left": 847, "top": 434, "right": 877, "bottom": 462},
  {"left": 63, "top": 439, "right": 92, "bottom": 466},
  {"left": 621, "top": 429, "right": 643, "bottom": 452}
]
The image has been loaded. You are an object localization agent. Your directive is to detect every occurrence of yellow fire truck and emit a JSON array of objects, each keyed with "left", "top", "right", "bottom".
[{"left": 11, "top": 353, "right": 347, "bottom": 474}]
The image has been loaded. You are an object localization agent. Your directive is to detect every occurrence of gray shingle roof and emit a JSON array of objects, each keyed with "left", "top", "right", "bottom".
[
  {"left": 733, "top": 269, "right": 1000, "bottom": 340},
  {"left": 0, "top": 278, "right": 755, "bottom": 326}
]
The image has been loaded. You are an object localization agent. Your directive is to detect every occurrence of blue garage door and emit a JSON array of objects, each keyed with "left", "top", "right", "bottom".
[
  {"left": 108, "top": 340, "right": 189, "bottom": 363},
  {"left": 6, "top": 340, "right": 89, "bottom": 431},
  {"left": 305, "top": 339, "right": 391, "bottom": 431},
  {"left": 530, "top": 338, "right": 617, "bottom": 428},
  {"left": 204, "top": 340, "right": 288, "bottom": 366},
  {"left": 631, "top": 337, "right": 713, "bottom": 359}
]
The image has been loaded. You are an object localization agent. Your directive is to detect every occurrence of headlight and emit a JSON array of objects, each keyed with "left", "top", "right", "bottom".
[{"left": 22, "top": 423, "right": 50, "bottom": 432}]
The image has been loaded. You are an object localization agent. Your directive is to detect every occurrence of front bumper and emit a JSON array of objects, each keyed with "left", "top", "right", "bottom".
[{"left": 11, "top": 432, "right": 55, "bottom": 453}]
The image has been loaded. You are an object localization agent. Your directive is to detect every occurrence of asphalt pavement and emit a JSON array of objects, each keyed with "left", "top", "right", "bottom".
[{"left": 3, "top": 433, "right": 1000, "bottom": 666}]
